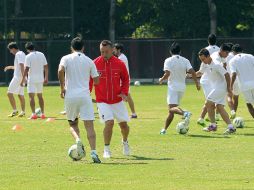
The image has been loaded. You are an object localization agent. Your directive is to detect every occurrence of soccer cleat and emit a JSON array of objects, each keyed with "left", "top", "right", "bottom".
[
  {"left": 103, "top": 149, "right": 111, "bottom": 158},
  {"left": 91, "top": 152, "right": 101, "bottom": 163},
  {"left": 130, "top": 114, "right": 138, "bottom": 119},
  {"left": 76, "top": 140, "right": 86, "bottom": 157},
  {"left": 122, "top": 141, "right": 130, "bottom": 156},
  {"left": 223, "top": 127, "right": 236, "bottom": 135},
  {"left": 28, "top": 114, "right": 37, "bottom": 120},
  {"left": 8, "top": 111, "right": 18, "bottom": 117},
  {"left": 40, "top": 114, "right": 46, "bottom": 119},
  {"left": 184, "top": 111, "right": 192, "bottom": 125},
  {"left": 203, "top": 124, "right": 217, "bottom": 132},
  {"left": 197, "top": 118, "right": 206, "bottom": 127},
  {"left": 18, "top": 112, "right": 25, "bottom": 117},
  {"left": 160, "top": 129, "right": 166, "bottom": 135}
]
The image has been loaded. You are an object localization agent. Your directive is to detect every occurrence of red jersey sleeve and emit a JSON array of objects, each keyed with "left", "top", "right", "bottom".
[{"left": 120, "top": 61, "right": 130, "bottom": 96}]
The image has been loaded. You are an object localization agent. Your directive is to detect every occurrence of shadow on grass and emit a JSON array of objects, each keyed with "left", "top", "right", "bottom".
[
  {"left": 187, "top": 134, "right": 230, "bottom": 139},
  {"left": 100, "top": 162, "right": 148, "bottom": 165},
  {"left": 113, "top": 155, "right": 174, "bottom": 161},
  {"left": 235, "top": 133, "right": 254, "bottom": 136}
]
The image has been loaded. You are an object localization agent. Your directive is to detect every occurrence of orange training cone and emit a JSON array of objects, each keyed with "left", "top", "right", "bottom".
[
  {"left": 46, "top": 118, "right": 55, "bottom": 122},
  {"left": 12, "top": 125, "right": 22, "bottom": 131}
]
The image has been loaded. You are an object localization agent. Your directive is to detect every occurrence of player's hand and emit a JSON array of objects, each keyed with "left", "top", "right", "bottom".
[
  {"left": 92, "top": 98, "right": 96, "bottom": 103},
  {"left": 196, "top": 83, "right": 201, "bottom": 91},
  {"left": 44, "top": 78, "right": 48, "bottom": 85},
  {"left": 118, "top": 93, "right": 128, "bottom": 101},
  {"left": 60, "top": 89, "right": 65, "bottom": 98},
  {"left": 158, "top": 78, "right": 163, "bottom": 84},
  {"left": 4, "top": 66, "right": 9, "bottom": 72}
]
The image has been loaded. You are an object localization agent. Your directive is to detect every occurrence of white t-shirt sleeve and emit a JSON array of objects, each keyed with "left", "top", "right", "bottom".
[
  {"left": 90, "top": 61, "right": 99, "bottom": 78},
  {"left": 42, "top": 55, "right": 48, "bottom": 66},
  {"left": 59, "top": 56, "right": 68, "bottom": 68},
  {"left": 186, "top": 60, "right": 193, "bottom": 71},
  {"left": 229, "top": 60, "right": 237, "bottom": 73},
  {"left": 199, "top": 63, "right": 207, "bottom": 74},
  {"left": 163, "top": 59, "right": 170, "bottom": 71},
  {"left": 17, "top": 53, "right": 25, "bottom": 65},
  {"left": 25, "top": 56, "right": 31, "bottom": 68},
  {"left": 216, "top": 64, "right": 227, "bottom": 76}
]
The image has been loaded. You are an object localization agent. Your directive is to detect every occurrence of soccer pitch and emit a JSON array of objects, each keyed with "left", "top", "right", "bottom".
[{"left": 0, "top": 85, "right": 253, "bottom": 190}]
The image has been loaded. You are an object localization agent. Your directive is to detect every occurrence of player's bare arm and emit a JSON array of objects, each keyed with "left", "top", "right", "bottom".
[
  {"left": 159, "top": 70, "right": 170, "bottom": 84},
  {"left": 4, "top": 65, "right": 14, "bottom": 72},
  {"left": 188, "top": 68, "right": 200, "bottom": 91},
  {"left": 58, "top": 65, "right": 65, "bottom": 98},
  {"left": 20, "top": 67, "right": 29, "bottom": 86},
  {"left": 44, "top": 64, "right": 49, "bottom": 84}
]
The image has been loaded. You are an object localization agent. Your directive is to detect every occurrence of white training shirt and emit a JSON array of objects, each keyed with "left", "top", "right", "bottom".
[
  {"left": 200, "top": 45, "right": 220, "bottom": 84},
  {"left": 229, "top": 53, "right": 254, "bottom": 91},
  {"left": 13, "top": 51, "right": 26, "bottom": 79},
  {"left": 200, "top": 61, "right": 227, "bottom": 90},
  {"left": 118, "top": 53, "right": 129, "bottom": 74},
  {"left": 25, "top": 51, "right": 47, "bottom": 83},
  {"left": 60, "top": 52, "right": 99, "bottom": 98},
  {"left": 163, "top": 55, "right": 193, "bottom": 92}
]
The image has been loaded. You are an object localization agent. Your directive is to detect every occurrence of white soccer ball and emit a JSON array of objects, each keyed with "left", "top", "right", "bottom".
[
  {"left": 232, "top": 117, "right": 245, "bottom": 128},
  {"left": 68, "top": 144, "right": 85, "bottom": 161},
  {"left": 134, "top": 81, "right": 141, "bottom": 86},
  {"left": 176, "top": 121, "right": 189, "bottom": 134},
  {"left": 35, "top": 108, "right": 42, "bottom": 117}
]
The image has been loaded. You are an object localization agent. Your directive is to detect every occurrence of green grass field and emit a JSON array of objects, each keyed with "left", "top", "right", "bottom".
[{"left": 0, "top": 85, "right": 254, "bottom": 190}]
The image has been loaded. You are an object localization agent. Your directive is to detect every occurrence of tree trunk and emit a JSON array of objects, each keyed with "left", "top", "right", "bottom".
[
  {"left": 109, "top": 0, "right": 115, "bottom": 42},
  {"left": 207, "top": 0, "right": 217, "bottom": 34}
]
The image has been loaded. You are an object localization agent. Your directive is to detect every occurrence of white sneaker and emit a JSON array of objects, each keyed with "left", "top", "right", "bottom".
[
  {"left": 122, "top": 141, "right": 130, "bottom": 156},
  {"left": 76, "top": 140, "right": 85, "bottom": 157},
  {"left": 160, "top": 129, "right": 166, "bottom": 135},
  {"left": 103, "top": 148, "right": 111, "bottom": 158}
]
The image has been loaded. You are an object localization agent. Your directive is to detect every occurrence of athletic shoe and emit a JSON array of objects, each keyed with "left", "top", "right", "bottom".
[
  {"left": 160, "top": 129, "right": 166, "bottom": 135},
  {"left": 76, "top": 140, "right": 86, "bottom": 157},
  {"left": 122, "top": 141, "right": 130, "bottom": 156},
  {"left": 130, "top": 114, "right": 137, "bottom": 119},
  {"left": 197, "top": 118, "right": 205, "bottom": 126},
  {"left": 223, "top": 128, "right": 236, "bottom": 135},
  {"left": 8, "top": 111, "right": 18, "bottom": 117},
  {"left": 18, "top": 112, "right": 25, "bottom": 117},
  {"left": 40, "top": 114, "right": 46, "bottom": 119},
  {"left": 103, "top": 149, "right": 111, "bottom": 158},
  {"left": 230, "top": 110, "right": 236, "bottom": 119},
  {"left": 91, "top": 152, "right": 101, "bottom": 163},
  {"left": 184, "top": 111, "right": 192, "bottom": 125},
  {"left": 60, "top": 111, "right": 66, "bottom": 115},
  {"left": 203, "top": 124, "right": 217, "bottom": 132},
  {"left": 28, "top": 114, "right": 37, "bottom": 120}
]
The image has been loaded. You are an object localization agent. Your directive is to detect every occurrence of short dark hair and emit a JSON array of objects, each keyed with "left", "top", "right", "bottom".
[
  {"left": 170, "top": 42, "right": 181, "bottom": 55},
  {"left": 71, "top": 37, "right": 84, "bottom": 51},
  {"left": 220, "top": 43, "right": 231, "bottom": 52},
  {"left": 226, "top": 42, "right": 234, "bottom": 51},
  {"left": 101, "top": 40, "right": 113, "bottom": 47},
  {"left": 232, "top": 44, "right": 243, "bottom": 53},
  {"left": 114, "top": 43, "right": 124, "bottom": 52},
  {"left": 7, "top": 42, "right": 19, "bottom": 50},
  {"left": 198, "top": 48, "right": 210, "bottom": 57},
  {"left": 208, "top": 34, "right": 217, "bottom": 45},
  {"left": 25, "top": 42, "right": 35, "bottom": 50}
]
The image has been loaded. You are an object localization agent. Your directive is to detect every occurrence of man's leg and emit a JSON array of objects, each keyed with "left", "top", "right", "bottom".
[
  {"left": 216, "top": 104, "right": 231, "bottom": 125},
  {"left": 29, "top": 93, "right": 36, "bottom": 114},
  {"left": 233, "top": 95, "right": 239, "bottom": 112},
  {"left": 197, "top": 104, "right": 207, "bottom": 126},
  {"left": 103, "top": 120, "right": 114, "bottom": 158},
  {"left": 127, "top": 94, "right": 137, "bottom": 117},
  {"left": 7, "top": 92, "right": 17, "bottom": 115},
  {"left": 18, "top": 95, "right": 25, "bottom": 112},
  {"left": 37, "top": 93, "right": 44, "bottom": 114},
  {"left": 246, "top": 103, "right": 254, "bottom": 118},
  {"left": 161, "top": 104, "right": 178, "bottom": 133},
  {"left": 119, "top": 121, "right": 130, "bottom": 156},
  {"left": 84, "top": 120, "right": 96, "bottom": 150}
]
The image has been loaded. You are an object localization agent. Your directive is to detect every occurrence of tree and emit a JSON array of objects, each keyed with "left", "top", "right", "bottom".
[
  {"left": 207, "top": 0, "right": 217, "bottom": 34},
  {"left": 109, "top": 0, "right": 115, "bottom": 42}
]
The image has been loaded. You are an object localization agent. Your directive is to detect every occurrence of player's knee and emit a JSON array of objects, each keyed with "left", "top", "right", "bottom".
[
  {"left": 105, "top": 120, "right": 114, "bottom": 127},
  {"left": 68, "top": 118, "right": 78, "bottom": 127}
]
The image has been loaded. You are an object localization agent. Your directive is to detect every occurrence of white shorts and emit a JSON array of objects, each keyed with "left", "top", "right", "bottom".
[
  {"left": 65, "top": 96, "right": 94, "bottom": 121},
  {"left": 167, "top": 89, "right": 184, "bottom": 105},
  {"left": 27, "top": 82, "right": 43, "bottom": 93},
  {"left": 207, "top": 89, "right": 227, "bottom": 105},
  {"left": 97, "top": 101, "right": 130, "bottom": 123},
  {"left": 8, "top": 77, "right": 24, "bottom": 95},
  {"left": 242, "top": 89, "right": 254, "bottom": 104},
  {"left": 201, "top": 83, "right": 212, "bottom": 99},
  {"left": 232, "top": 81, "right": 240, "bottom": 96}
]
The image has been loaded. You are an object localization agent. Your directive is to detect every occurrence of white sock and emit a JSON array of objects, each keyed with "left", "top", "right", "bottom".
[
  {"left": 91, "top": 150, "right": 97, "bottom": 154},
  {"left": 228, "top": 124, "right": 234, "bottom": 129},
  {"left": 122, "top": 140, "right": 128, "bottom": 144},
  {"left": 104, "top": 145, "right": 110, "bottom": 150},
  {"left": 76, "top": 138, "right": 81, "bottom": 144},
  {"left": 211, "top": 123, "right": 216, "bottom": 126},
  {"left": 198, "top": 118, "right": 204, "bottom": 123}
]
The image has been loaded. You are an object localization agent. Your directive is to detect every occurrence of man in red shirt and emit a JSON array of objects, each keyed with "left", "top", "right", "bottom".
[{"left": 90, "top": 40, "right": 130, "bottom": 158}]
